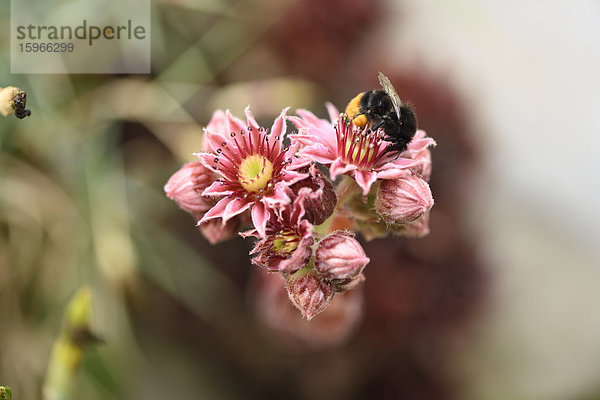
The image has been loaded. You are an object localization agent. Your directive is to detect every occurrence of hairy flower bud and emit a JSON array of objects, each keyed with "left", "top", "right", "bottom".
[
  {"left": 375, "top": 175, "right": 433, "bottom": 224},
  {"left": 250, "top": 232, "right": 314, "bottom": 274},
  {"left": 287, "top": 269, "right": 334, "bottom": 320},
  {"left": 164, "top": 162, "right": 217, "bottom": 219},
  {"left": 315, "top": 231, "right": 369, "bottom": 280}
]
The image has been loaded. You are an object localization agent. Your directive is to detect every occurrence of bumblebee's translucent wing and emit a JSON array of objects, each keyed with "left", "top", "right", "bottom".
[{"left": 378, "top": 72, "right": 402, "bottom": 119}]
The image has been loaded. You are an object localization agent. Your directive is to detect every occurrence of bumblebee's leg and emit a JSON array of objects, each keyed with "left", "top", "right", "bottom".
[
  {"left": 369, "top": 120, "right": 384, "bottom": 133},
  {"left": 382, "top": 142, "right": 407, "bottom": 157}
]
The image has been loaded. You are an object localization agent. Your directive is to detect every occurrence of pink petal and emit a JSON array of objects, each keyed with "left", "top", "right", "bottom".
[
  {"left": 382, "top": 157, "right": 422, "bottom": 170},
  {"left": 287, "top": 116, "right": 310, "bottom": 130},
  {"left": 200, "top": 197, "right": 231, "bottom": 223},
  {"left": 290, "top": 134, "right": 319, "bottom": 147},
  {"left": 298, "top": 143, "right": 336, "bottom": 164},
  {"left": 244, "top": 106, "right": 261, "bottom": 131},
  {"left": 329, "top": 158, "right": 356, "bottom": 179},
  {"left": 375, "top": 168, "right": 412, "bottom": 180},
  {"left": 296, "top": 109, "right": 324, "bottom": 128},
  {"left": 226, "top": 110, "right": 247, "bottom": 135},
  {"left": 204, "top": 131, "right": 229, "bottom": 154},
  {"left": 262, "top": 184, "right": 291, "bottom": 210},
  {"left": 239, "top": 228, "right": 258, "bottom": 238},
  {"left": 205, "top": 110, "right": 227, "bottom": 133},
  {"left": 281, "top": 169, "right": 310, "bottom": 186},
  {"left": 353, "top": 170, "right": 378, "bottom": 195},
  {"left": 271, "top": 107, "right": 289, "bottom": 139},
  {"left": 407, "top": 130, "right": 435, "bottom": 149},
  {"left": 202, "top": 110, "right": 228, "bottom": 151},
  {"left": 196, "top": 152, "right": 218, "bottom": 170},
  {"left": 222, "top": 196, "right": 252, "bottom": 222},
  {"left": 202, "top": 180, "right": 235, "bottom": 196},
  {"left": 206, "top": 109, "right": 226, "bottom": 128},
  {"left": 307, "top": 124, "right": 338, "bottom": 153},
  {"left": 251, "top": 203, "right": 270, "bottom": 238},
  {"left": 325, "top": 102, "right": 340, "bottom": 123}
]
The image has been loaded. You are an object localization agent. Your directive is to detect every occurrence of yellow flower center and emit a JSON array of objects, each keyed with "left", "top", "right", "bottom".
[
  {"left": 238, "top": 154, "right": 274, "bottom": 192},
  {"left": 271, "top": 229, "right": 299, "bottom": 255}
]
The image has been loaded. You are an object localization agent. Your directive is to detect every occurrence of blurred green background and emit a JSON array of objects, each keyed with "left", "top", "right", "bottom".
[{"left": 2, "top": 0, "right": 600, "bottom": 399}]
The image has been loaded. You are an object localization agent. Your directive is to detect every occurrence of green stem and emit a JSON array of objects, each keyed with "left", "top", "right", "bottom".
[
  {"left": 313, "top": 176, "right": 362, "bottom": 237},
  {"left": 335, "top": 175, "right": 362, "bottom": 206}
]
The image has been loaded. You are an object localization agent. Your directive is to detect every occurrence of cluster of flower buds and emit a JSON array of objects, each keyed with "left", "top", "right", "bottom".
[{"left": 166, "top": 103, "right": 435, "bottom": 320}]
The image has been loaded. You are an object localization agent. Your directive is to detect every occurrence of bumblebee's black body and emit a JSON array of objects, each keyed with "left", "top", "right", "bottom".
[{"left": 359, "top": 89, "right": 417, "bottom": 154}]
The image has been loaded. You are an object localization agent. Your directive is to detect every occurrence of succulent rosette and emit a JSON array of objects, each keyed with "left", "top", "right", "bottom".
[
  {"left": 289, "top": 104, "right": 435, "bottom": 195},
  {"left": 196, "top": 107, "right": 310, "bottom": 237}
]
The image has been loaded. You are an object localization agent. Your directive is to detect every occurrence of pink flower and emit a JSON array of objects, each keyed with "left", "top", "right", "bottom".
[
  {"left": 289, "top": 104, "right": 434, "bottom": 195},
  {"left": 245, "top": 188, "right": 314, "bottom": 274},
  {"left": 196, "top": 107, "right": 309, "bottom": 237},
  {"left": 315, "top": 231, "right": 369, "bottom": 280},
  {"left": 287, "top": 269, "right": 335, "bottom": 320},
  {"left": 375, "top": 174, "right": 434, "bottom": 224}
]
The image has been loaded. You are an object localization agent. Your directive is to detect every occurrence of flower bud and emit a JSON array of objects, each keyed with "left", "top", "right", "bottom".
[
  {"left": 287, "top": 269, "right": 334, "bottom": 320},
  {"left": 251, "top": 233, "right": 314, "bottom": 274},
  {"left": 315, "top": 231, "right": 369, "bottom": 280},
  {"left": 375, "top": 175, "right": 433, "bottom": 224},
  {"left": 164, "top": 162, "right": 217, "bottom": 218},
  {"left": 290, "top": 164, "right": 336, "bottom": 225}
]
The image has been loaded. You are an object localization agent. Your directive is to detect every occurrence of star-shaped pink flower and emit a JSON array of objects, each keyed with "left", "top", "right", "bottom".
[
  {"left": 196, "top": 107, "right": 309, "bottom": 237},
  {"left": 289, "top": 104, "right": 435, "bottom": 195}
]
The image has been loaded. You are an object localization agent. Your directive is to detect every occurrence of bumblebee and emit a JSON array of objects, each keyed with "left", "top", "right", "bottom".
[
  {"left": 345, "top": 72, "right": 416, "bottom": 154},
  {"left": 13, "top": 91, "right": 31, "bottom": 119}
]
